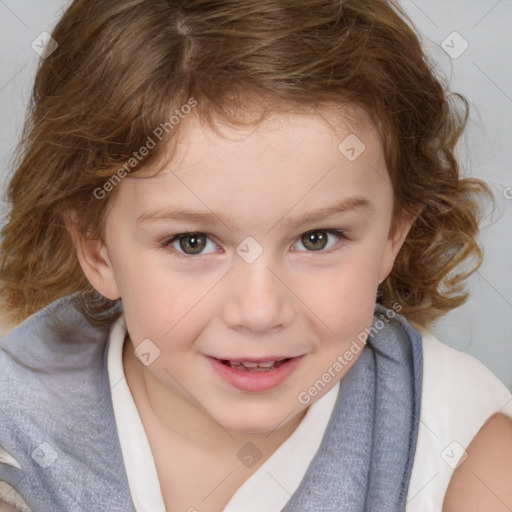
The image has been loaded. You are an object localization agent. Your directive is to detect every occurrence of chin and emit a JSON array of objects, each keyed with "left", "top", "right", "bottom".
[{"left": 215, "top": 404, "right": 304, "bottom": 435}]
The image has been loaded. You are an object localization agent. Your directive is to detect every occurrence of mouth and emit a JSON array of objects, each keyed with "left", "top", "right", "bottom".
[
  {"left": 219, "top": 358, "right": 292, "bottom": 372},
  {"left": 206, "top": 355, "right": 303, "bottom": 392}
]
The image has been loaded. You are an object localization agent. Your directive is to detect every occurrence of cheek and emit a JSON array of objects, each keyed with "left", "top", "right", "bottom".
[
  {"left": 294, "top": 259, "right": 380, "bottom": 336},
  {"left": 117, "top": 261, "right": 217, "bottom": 356},
  {"left": 295, "top": 266, "right": 378, "bottom": 389},
  {"left": 120, "top": 283, "right": 203, "bottom": 351},
  {"left": 107, "top": 237, "right": 196, "bottom": 331}
]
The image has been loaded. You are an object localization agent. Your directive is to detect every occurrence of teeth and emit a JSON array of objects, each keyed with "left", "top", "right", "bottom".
[
  {"left": 241, "top": 361, "right": 259, "bottom": 368},
  {"left": 225, "top": 360, "right": 279, "bottom": 370},
  {"left": 257, "top": 361, "right": 276, "bottom": 368}
]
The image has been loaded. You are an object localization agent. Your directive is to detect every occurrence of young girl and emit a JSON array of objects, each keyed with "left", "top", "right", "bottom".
[{"left": 1, "top": 0, "right": 511, "bottom": 511}]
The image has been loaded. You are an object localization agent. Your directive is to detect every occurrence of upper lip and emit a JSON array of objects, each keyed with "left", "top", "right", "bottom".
[{"left": 208, "top": 355, "right": 300, "bottom": 363}]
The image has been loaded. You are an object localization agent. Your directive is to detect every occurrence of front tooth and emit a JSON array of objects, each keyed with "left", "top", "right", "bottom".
[
  {"left": 241, "top": 361, "right": 259, "bottom": 368},
  {"left": 257, "top": 361, "right": 276, "bottom": 368}
]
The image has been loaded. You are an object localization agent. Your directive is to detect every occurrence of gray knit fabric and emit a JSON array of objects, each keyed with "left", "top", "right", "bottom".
[{"left": 0, "top": 294, "right": 422, "bottom": 511}]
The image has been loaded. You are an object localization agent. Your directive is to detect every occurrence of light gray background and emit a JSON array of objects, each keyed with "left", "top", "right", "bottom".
[{"left": 1, "top": 1, "right": 511, "bottom": 387}]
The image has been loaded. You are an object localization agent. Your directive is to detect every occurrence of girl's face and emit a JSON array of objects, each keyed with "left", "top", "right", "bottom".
[{"left": 81, "top": 108, "right": 413, "bottom": 434}]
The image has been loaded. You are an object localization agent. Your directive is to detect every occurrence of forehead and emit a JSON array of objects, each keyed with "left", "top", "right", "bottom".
[
  {"left": 107, "top": 106, "right": 392, "bottom": 228},
  {"left": 158, "top": 104, "right": 380, "bottom": 170}
]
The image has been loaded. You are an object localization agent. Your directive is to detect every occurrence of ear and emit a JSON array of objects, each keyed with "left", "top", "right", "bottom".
[
  {"left": 377, "top": 207, "right": 419, "bottom": 284},
  {"left": 64, "top": 210, "right": 121, "bottom": 300}
]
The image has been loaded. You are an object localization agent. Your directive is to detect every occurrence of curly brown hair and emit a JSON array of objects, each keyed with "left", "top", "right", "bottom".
[{"left": 0, "top": 0, "right": 490, "bottom": 329}]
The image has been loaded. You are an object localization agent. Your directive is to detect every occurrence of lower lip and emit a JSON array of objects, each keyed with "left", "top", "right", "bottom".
[{"left": 206, "top": 356, "right": 303, "bottom": 392}]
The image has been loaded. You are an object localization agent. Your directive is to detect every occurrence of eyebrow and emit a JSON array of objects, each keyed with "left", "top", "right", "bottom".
[{"left": 136, "top": 196, "right": 373, "bottom": 231}]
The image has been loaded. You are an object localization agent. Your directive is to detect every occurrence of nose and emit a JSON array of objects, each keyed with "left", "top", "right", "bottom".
[{"left": 221, "top": 257, "right": 296, "bottom": 335}]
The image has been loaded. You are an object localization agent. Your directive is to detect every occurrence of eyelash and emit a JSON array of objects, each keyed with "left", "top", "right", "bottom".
[{"left": 160, "top": 229, "right": 347, "bottom": 259}]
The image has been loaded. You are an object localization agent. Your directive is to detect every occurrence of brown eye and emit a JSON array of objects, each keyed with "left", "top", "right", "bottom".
[
  {"left": 178, "top": 233, "right": 207, "bottom": 254},
  {"left": 160, "top": 232, "right": 222, "bottom": 261},
  {"left": 162, "top": 232, "right": 220, "bottom": 258},
  {"left": 301, "top": 231, "right": 328, "bottom": 251},
  {"left": 294, "top": 229, "right": 345, "bottom": 253}
]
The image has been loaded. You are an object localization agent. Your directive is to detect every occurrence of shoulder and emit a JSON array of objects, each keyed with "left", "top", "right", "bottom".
[
  {"left": 406, "top": 325, "right": 512, "bottom": 511},
  {"left": 415, "top": 324, "right": 512, "bottom": 413},
  {"left": 443, "top": 412, "right": 512, "bottom": 511},
  {"left": 0, "top": 299, "right": 112, "bottom": 434}
]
